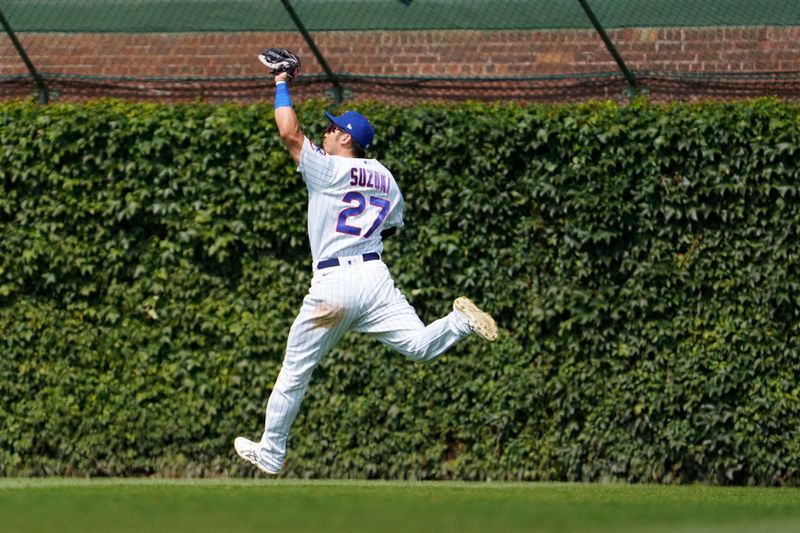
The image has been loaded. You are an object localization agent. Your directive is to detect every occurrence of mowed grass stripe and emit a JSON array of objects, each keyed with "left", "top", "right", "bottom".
[{"left": 1, "top": 479, "right": 799, "bottom": 533}]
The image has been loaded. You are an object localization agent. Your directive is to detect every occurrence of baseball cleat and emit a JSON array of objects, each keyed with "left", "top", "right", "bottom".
[
  {"left": 453, "top": 296, "right": 498, "bottom": 342},
  {"left": 234, "top": 437, "right": 280, "bottom": 475}
]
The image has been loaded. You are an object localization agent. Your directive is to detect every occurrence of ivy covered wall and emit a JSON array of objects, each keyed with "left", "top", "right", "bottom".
[{"left": 1, "top": 99, "right": 798, "bottom": 484}]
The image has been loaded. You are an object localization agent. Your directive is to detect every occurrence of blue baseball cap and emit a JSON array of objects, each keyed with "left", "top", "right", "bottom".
[{"left": 324, "top": 110, "right": 374, "bottom": 150}]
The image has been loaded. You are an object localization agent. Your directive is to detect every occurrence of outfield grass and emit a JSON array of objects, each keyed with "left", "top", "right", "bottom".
[{"left": 1, "top": 479, "right": 799, "bottom": 533}]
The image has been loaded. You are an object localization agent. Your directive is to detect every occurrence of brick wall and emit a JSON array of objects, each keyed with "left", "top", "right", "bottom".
[{"left": 2, "top": 27, "right": 799, "bottom": 103}]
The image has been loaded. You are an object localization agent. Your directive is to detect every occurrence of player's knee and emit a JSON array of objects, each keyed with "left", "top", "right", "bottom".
[{"left": 276, "top": 367, "right": 312, "bottom": 391}]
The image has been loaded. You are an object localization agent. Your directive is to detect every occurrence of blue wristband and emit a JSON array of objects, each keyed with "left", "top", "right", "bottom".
[{"left": 274, "top": 82, "right": 291, "bottom": 109}]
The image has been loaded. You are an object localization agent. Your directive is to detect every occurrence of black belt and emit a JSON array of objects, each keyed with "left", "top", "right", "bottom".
[{"left": 317, "top": 252, "right": 380, "bottom": 270}]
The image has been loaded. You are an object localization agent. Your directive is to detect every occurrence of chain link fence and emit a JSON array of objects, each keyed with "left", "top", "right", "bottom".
[{"left": 2, "top": 0, "right": 799, "bottom": 104}]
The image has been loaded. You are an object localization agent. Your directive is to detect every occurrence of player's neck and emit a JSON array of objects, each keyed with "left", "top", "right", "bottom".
[{"left": 331, "top": 146, "right": 360, "bottom": 159}]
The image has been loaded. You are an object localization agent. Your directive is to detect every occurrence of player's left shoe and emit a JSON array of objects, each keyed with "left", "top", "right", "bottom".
[
  {"left": 454, "top": 296, "right": 498, "bottom": 342},
  {"left": 234, "top": 437, "right": 280, "bottom": 475}
]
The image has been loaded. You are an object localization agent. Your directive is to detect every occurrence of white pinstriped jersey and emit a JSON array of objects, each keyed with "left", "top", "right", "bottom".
[{"left": 298, "top": 137, "right": 404, "bottom": 264}]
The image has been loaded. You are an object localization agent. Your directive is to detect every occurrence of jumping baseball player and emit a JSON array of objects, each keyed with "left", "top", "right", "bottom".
[{"left": 234, "top": 49, "right": 497, "bottom": 475}]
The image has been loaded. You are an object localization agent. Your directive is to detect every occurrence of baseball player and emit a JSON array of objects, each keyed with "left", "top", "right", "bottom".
[{"left": 234, "top": 49, "right": 497, "bottom": 475}]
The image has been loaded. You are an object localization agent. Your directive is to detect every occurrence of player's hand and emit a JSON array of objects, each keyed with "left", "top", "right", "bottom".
[{"left": 275, "top": 72, "right": 290, "bottom": 84}]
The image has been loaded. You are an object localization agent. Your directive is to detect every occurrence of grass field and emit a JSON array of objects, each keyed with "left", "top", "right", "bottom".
[{"left": 1, "top": 479, "right": 799, "bottom": 533}]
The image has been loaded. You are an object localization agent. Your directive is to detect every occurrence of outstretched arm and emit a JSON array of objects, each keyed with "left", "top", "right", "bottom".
[{"left": 273, "top": 72, "right": 304, "bottom": 164}]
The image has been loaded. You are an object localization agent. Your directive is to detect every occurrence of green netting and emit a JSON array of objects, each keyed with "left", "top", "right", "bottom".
[
  {"left": 589, "top": 0, "right": 800, "bottom": 29},
  {"left": 4, "top": 0, "right": 800, "bottom": 32}
]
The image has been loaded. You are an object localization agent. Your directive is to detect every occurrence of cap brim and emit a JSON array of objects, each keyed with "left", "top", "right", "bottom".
[
  {"left": 323, "top": 111, "right": 368, "bottom": 150},
  {"left": 324, "top": 111, "right": 350, "bottom": 134}
]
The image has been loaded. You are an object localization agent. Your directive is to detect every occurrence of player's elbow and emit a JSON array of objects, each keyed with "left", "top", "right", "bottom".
[
  {"left": 279, "top": 129, "right": 301, "bottom": 147},
  {"left": 279, "top": 129, "right": 303, "bottom": 162}
]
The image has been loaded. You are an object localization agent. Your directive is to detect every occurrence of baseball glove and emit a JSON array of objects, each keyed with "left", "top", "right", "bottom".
[{"left": 258, "top": 48, "right": 301, "bottom": 81}]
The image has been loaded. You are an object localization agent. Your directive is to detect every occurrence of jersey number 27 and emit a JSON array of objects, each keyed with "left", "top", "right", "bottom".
[{"left": 336, "top": 191, "right": 390, "bottom": 238}]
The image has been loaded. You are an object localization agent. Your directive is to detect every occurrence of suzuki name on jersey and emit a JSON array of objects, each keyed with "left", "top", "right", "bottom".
[{"left": 349, "top": 167, "right": 391, "bottom": 194}]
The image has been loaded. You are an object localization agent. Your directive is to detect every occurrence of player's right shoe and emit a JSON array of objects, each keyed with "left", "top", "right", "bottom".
[
  {"left": 234, "top": 437, "right": 280, "bottom": 475},
  {"left": 454, "top": 296, "right": 498, "bottom": 342}
]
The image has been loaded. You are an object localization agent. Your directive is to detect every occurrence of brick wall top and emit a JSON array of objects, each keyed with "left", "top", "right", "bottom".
[{"left": 2, "top": 27, "right": 799, "bottom": 103}]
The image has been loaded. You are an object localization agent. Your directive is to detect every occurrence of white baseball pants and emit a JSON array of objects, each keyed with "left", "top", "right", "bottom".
[{"left": 257, "top": 256, "right": 472, "bottom": 472}]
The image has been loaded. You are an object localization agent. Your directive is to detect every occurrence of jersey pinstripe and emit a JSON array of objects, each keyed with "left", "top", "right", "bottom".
[{"left": 298, "top": 137, "right": 404, "bottom": 264}]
